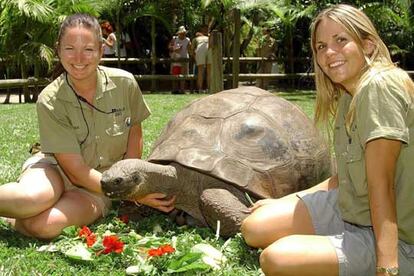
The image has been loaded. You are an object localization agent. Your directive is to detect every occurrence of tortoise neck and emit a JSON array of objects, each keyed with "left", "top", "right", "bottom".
[{"left": 145, "top": 162, "right": 179, "bottom": 189}]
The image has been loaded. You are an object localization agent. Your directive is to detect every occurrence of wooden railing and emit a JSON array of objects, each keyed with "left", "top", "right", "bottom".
[{"left": 1, "top": 54, "right": 414, "bottom": 103}]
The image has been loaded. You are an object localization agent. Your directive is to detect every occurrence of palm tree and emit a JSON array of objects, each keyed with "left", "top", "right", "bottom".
[
  {"left": 361, "top": 0, "right": 414, "bottom": 68},
  {"left": 0, "top": 0, "right": 102, "bottom": 102},
  {"left": 0, "top": 0, "right": 55, "bottom": 102},
  {"left": 202, "top": 0, "right": 273, "bottom": 65},
  {"left": 265, "top": 0, "right": 317, "bottom": 73}
]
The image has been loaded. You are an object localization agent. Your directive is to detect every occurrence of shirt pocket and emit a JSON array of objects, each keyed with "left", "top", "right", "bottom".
[
  {"left": 104, "top": 109, "right": 131, "bottom": 162},
  {"left": 68, "top": 109, "right": 91, "bottom": 145},
  {"left": 345, "top": 143, "right": 367, "bottom": 197},
  {"left": 104, "top": 106, "right": 131, "bottom": 136}
]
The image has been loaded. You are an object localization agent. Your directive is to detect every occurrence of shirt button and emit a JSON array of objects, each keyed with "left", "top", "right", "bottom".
[{"left": 99, "top": 156, "right": 104, "bottom": 161}]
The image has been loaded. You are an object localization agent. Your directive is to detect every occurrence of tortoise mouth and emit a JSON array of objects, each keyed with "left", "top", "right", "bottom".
[{"left": 101, "top": 178, "right": 135, "bottom": 199}]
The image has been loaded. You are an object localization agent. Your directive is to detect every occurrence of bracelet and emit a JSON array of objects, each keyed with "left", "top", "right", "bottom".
[{"left": 376, "top": 266, "right": 399, "bottom": 275}]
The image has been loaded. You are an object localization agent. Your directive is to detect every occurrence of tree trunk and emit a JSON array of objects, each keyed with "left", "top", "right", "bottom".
[
  {"left": 232, "top": 9, "right": 240, "bottom": 89},
  {"left": 210, "top": 30, "right": 223, "bottom": 93}
]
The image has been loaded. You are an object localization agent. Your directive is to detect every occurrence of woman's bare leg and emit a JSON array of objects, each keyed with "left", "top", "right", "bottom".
[
  {"left": 0, "top": 163, "right": 64, "bottom": 218},
  {"left": 241, "top": 177, "right": 335, "bottom": 248},
  {"left": 241, "top": 193, "right": 314, "bottom": 249},
  {"left": 13, "top": 189, "right": 104, "bottom": 239},
  {"left": 260, "top": 235, "right": 339, "bottom": 276}
]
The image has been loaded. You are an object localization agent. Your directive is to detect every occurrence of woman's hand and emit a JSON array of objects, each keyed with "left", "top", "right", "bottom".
[
  {"left": 131, "top": 193, "right": 176, "bottom": 213},
  {"left": 247, "top": 198, "right": 277, "bottom": 213}
]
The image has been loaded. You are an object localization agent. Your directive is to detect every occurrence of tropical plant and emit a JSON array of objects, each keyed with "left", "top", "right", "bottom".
[
  {"left": 361, "top": 0, "right": 414, "bottom": 68},
  {"left": 0, "top": 0, "right": 55, "bottom": 101},
  {"left": 262, "top": 0, "right": 317, "bottom": 73},
  {"left": 0, "top": 0, "right": 103, "bottom": 101},
  {"left": 1, "top": 0, "right": 414, "bottom": 82}
]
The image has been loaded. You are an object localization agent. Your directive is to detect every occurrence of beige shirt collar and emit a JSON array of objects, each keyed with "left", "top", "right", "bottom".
[{"left": 56, "top": 66, "right": 117, "bottom": 103}]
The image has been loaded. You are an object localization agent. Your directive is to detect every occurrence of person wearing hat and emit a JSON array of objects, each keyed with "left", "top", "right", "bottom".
[
  {"left": 191, "top": 25, "right": 210, "bottom": 93},
  {"left": 168, "top": 26, "right": 191, "bottom": 94}
]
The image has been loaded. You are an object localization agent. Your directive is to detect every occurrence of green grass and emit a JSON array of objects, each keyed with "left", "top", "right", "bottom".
[{"left": 0, "top": 89, "right": 316, "bottom": 275}]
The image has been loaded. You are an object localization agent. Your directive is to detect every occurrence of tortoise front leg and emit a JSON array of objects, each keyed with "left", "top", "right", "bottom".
[{"left": 200, "top": 186, "right": 251, "bottom": 237}]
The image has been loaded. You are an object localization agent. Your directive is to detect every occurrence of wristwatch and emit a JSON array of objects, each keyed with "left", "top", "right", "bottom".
[{"left": 376, "top": 266, "right": 399, "bottom": 275}]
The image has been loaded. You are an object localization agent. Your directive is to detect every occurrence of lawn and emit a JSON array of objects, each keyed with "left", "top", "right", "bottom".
[{"left": 0, "top": 88, "right": 316, "bottom": 275}]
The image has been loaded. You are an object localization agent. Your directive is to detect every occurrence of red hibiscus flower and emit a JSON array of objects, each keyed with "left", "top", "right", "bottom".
[
  {"left": 147, "top": 244, "right": 175, "bottom": 257},
  {"left": 102, "top": 235, "right": 124, "bottom": 254},
  {"left": 78, "top": 226, "right": 97, "bottom": 247},
  {"left": 78, "top": 226, "right": 92, "bottom": 238},
  {"left": 85, "top": 233, "right": 97, "bottom": 247},
  {"left": 117, "top": 214, "right": 129, "bottom": 224},
  {"left": 160, "top": 244, "right": 175, "bottom": 254},
  {"left": 148, "top": 247, "right": 163, "bottom": 257}
]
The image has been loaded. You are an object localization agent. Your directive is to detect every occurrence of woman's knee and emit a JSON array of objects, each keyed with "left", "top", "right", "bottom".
[
  {"left": 259, "top": 238, "right": 295, "bottom": 275},
  {"left": 19, "top": 211, "right": 64, "bottom": 240},
  {"left": 24, "top": 165, "right": 63, "bottom": 192},
  {"left": 241, "top": 215, "right": 255, "bottom": 245},
  {"left": 16, "top": 184, "right": 63, "bottom": 218},
  {"left": 241, "top": 214, "right": 269, "bottom": 248}
]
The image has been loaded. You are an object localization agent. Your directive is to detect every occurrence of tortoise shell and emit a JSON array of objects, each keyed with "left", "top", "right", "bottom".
[{"left": 148, "top": 87, "right": 331, "bottom": 198}]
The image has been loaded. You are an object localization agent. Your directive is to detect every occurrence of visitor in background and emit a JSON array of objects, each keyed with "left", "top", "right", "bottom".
[
  {"left": 191, "top": 25, "right": 210, "bottom": 93},
  {"left": 169, "top": 26, "right": 191, "bottom": 94},
  {"left": 101, "top": 21, "right": 117, "bottom": 58}
]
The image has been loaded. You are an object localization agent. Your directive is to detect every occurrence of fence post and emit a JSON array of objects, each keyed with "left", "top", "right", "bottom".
[
  {"left": 209, "top": 30, "right": 223, "bottom": 93},
  {"left": 232, "top": 8, "right": 240, "bottom": 88}
]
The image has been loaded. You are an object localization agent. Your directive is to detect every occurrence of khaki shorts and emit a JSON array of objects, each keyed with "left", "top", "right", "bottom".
[
  {"left": 20, "top": 153, "right": 112, "bottom": 216},
  {"left": 298, "top": 189, "right": 414, "bottom": 276}
]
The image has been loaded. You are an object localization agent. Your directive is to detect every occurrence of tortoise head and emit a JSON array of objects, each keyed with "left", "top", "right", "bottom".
[{"left": 101, "top": 159, "right": 149, "bottom": 199}]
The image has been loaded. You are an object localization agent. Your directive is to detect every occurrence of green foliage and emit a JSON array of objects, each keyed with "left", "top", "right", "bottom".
[
  {"left": 2, "top": 0, "right": 414, "bottom": 79},
  {"left": 0, "top": 104, "right": 38, "bottom": 183},
  {"left": 0, "top": 0, "right": 104, "bottom": 80}
]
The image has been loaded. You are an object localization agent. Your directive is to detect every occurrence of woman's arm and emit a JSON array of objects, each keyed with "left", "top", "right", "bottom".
[
  {"left": 124, "top": 124, "right": 143, "bottom": 159},
  {"left": 365, "top": 138, "right": 401, "bottom": 273},
  {"left": 54, "top": 153, "right": 103, "bottom": 194}
]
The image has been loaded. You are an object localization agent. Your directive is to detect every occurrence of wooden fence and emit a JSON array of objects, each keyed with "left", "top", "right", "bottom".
[
  {"left": 0, "top": 58, "right": 313, "bottom": 103},
  {"left": 0, "top": 24, "right": 312, "bottom": 102}
]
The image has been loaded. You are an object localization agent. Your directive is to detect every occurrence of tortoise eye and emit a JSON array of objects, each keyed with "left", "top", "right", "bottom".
[
  {"left": 113, "top": 177, "right": 122, "bottom": 185},
  {"left": 132, "top": 174, "right": 141, "bottom": 183}
]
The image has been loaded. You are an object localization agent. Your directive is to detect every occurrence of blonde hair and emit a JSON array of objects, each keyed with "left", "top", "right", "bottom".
[{"left": 310, "top": 4, "right": 409, "bottom": 131}]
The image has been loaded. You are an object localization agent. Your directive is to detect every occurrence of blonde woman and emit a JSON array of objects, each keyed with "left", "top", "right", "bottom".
[{"left": 241, "top": 4, "right": 414, "bottom": 276}]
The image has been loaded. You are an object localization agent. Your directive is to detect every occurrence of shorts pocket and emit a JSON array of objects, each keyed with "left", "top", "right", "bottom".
[{"left": 399, "top": 241, "right": 414, "bottom": 275}]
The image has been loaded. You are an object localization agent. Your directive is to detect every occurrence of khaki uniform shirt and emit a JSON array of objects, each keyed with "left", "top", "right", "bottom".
[
  {"left": 335, "top": 67, "right": 414, "bottom": 244},
  {"left": 37, "top": 66, "right": 151, "bottom": 172}
]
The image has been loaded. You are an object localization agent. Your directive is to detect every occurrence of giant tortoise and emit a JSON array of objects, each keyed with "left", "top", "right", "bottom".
[{"left": 101, "top": 86, "right": 331, "bottom": 236}]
